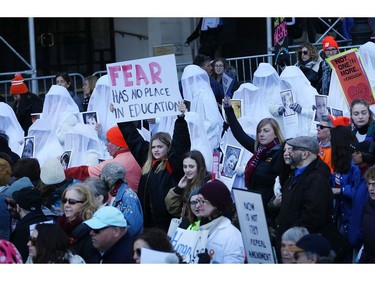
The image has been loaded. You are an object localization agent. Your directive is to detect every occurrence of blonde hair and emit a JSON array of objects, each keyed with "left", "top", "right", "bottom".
[
  {"left": 61, "top": 183, "right": 99, "bottom": 221},
  {"left": 142, "top": 132, "right": 172, "bottom": 175}
]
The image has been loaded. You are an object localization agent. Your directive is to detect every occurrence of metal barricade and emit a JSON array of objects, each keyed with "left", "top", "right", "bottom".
[{"left": 0, "top": 73, "right": 85, "bottom": 103}]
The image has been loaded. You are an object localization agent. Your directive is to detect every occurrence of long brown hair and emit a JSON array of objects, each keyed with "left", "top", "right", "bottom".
[
  {"left": 254, "top": 118, "right": 285, "bottom": 150},
  {"left": 142, "top": 132, "right": 171, "bottom": 175}
]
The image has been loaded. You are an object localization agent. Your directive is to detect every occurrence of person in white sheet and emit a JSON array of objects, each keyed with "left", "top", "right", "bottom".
[
  {"left": 63, "top": 123, "right": 104, "bottom": 167},
  {"left": 252, "top": 63, "right": 284, "bottom": 134},
  {"left": 279, "top": 66, "right": 317, "bottom": 138},
  {"left": 40, "top": 85, "right": 81, "bottom": 146},
  {"left": 0, "top": 102, "right": 24, "bottom": 157},
  {"left": 359, "top": 41, "right": 375, "bottom": 116},
  {"left": 180, "top": 64, "right": 224, "bottom": 152},
  {"left": 87, "top": 75, "right": 117, "bottom": 159},
  {"left": 27, "top": 118, "right": 64, "bottom": 167}
]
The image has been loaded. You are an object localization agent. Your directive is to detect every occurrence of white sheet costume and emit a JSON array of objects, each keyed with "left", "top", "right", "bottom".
[
  {"left": 41, "top": 85, "right": 81, "bottom": 146},
  {"left": 252, "top": 63, "right": 283, "bottom": 133},
  {"left": 27, "top": 118, "right": 64, "bottom": 167},
  {"left": 280, "top": 66, "right": 316, "bottom": 138},
  {"left": 0, "top": 102, "right": 24, "bottom": 156},
  {"left": 63, "top": 123, "right": 104, "bottom": 167},
  {"left": 180, "top": 65, "right": 224, "bottom": 152}
]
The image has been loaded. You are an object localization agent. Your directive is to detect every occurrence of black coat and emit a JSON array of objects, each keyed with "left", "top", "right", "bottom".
[
  {"left": 359, "top": 198, "right": 375, "bottom": 263},
  {"left": 10, "top": 209, "right": 51, "bottom": 262},
  {"left": 224, "top": 106, "right": 284, "bottom": 208},
  {"left": 276, "top": 157, "right": 352, "bottom": 262},
  {"left": 118, "top": 116, "right": 191, "bottom": 232}
]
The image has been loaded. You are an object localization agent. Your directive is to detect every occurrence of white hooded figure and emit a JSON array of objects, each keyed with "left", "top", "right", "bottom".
[
  {"left": 27, "top": 118, "right": 64, "bottom": 167},
  {"left": 181, "top": 65, "right": 224, "bottom": 151},
  {"left": 63, "top": 123, "right": 104, "bottom": 167},
  {"left": 326, "top": 71, "right": 351, "bottom": 118},
  {"left": 0, "top": 102, "right": 24, "bottom": 156},
  {"left": 87, "top": 75, "right": 117, "bottom": 140},
  {"left": 252, "top": 63, "right": 284, "bottom": 133},
  {"left": 220, "top": 83, "right": 260, "bottom": 189},
  {"left": 41, "top": 85, "right": 81, "bottom": 146},
  {"left": 359, "top": 41, "right": 375, "bottom": 115}
]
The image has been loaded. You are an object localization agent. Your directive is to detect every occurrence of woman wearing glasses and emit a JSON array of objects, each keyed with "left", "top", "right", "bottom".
[
  {"left": 57, "top": 183, "right": 98, "bottom": 262},
  {"left": 295, "top": 42, "right": 322, "bottom": 90},
  {"left": 26, "top": 223, "right": 85, "bottom": 263}
]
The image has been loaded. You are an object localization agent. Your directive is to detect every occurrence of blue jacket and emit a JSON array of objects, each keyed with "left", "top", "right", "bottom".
[
  {"left": 112, "top": 182, "right": 143, "bottom": 237},
  {"left": 341, "top": 164, "right": 369, "bottom": 250}
]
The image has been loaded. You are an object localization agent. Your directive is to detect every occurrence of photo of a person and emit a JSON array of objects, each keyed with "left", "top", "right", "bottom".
[
  {"left": 60, "top": 150, "right": 72, "bottom": 170},
  {"left": 222, "top": 99, "right": 242, "bottom": 122},
  {"left": 21, "top": 136, "right": 35, "bottom": 158},
  {"left": 82, "top": 111, "right": 98, "bottom": 128},
  {"left": 280, "top": 90, "right": 294, "bottom": 116},
  {"left": 331, "top": 108, "right": 343, "bottom": 117},
  {"left": 314, "top": 95, "right": 331, "bottom": 122},
  {"left": 221, "top": 145, "right": 241, "bottom": 178}
]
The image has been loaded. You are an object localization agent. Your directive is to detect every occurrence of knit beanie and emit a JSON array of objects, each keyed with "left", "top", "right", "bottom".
[
  {"left": 322, "top": 36, "right": 338, "bottom": 51},
  {"left": 199, "top": 180, "right": 233, "bottom": 213},
  {"left": 10, "top": 74, "right": 28, "bottom": 95},
  {"left": 106, "top": 126, "right": 128, "bottom": 148},
  {"left": 40, "top": 158, "right": 65, "bottom": 185},
  {"left": 327, "top": 115, "right": 350, "bottom": 128}
]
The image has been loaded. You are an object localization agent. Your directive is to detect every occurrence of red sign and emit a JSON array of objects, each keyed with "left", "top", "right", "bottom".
[{"left": 328, "top": 49, "right": 375, "bottom": 106}]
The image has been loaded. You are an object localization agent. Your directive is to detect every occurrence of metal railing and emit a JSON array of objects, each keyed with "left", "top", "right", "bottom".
[{"left": 0, "top": 73, "right": 85, "bottom": 103}]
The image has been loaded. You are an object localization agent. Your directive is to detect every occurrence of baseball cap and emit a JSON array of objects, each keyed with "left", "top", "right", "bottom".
[{"left": 84, "top": 206, "right": 127, "bottom": 229}]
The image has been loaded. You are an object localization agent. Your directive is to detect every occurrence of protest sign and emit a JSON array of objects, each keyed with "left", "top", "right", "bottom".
[
  {"left": 106, "top": 54, "right": 181, "bottom": 122},
  {"left": 170, "top": 227, "right": 208, "bottom": 264},
  {"left": 327, "top": 49, "right": 375, "bottom": 107},
  {"left": 232, "top": 188, "right": 276, "bottom": 263}
]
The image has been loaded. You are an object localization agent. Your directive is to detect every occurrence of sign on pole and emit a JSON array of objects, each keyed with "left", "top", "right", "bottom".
[
  {"left": 106, "top": 54, "right": 182, "bottom": 122},
  {"left": 232, "top": 188, "right": 276, "bottom": 263}
]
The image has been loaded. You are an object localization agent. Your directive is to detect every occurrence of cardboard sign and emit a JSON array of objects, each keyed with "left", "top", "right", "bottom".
[
  {"left": 106, "top": 54, "right": 182, "bottom": 122},
  {"left": 327, "top": 49, "right": 375, "bottom": 107},
  {"left": 232, "top": 188, "right": 276, "bottom": 264},
  {"left": 170, "top": 227, "right": 208, "bottom": 264}
]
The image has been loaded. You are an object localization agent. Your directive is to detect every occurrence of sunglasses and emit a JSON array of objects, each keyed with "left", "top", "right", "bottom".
[
  {"left": 300, "top": 50, "right": 309, "bottom": 55},
  {"left": 62, "top": 198, "right": 84, "bottom": 205},
  {"left": 316, "top": 124, "right": 332, "bottom": 130},
  {"left": 4, "top": 199, "right": 17, "bottom": 208},
  {"left": 29, "top": 236, "right": 38, "bottom": 246},
  {"left": 92, "top": 226, "right": 111, "bottom": 234}
]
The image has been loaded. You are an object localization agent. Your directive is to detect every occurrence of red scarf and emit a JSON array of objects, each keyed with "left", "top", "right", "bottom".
[
  {"left": 151, "top": 157, "right": 173, "bottom": 174},
  {"left": 244, "top": 139, "right": 279, "bottom": 188}
]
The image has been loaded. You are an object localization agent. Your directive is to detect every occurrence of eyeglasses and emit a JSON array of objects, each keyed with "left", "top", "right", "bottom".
[
  {"left": 316, "top": 124, "right": 332, "bottom": 130},
  {"left": 300, "top": 50, "right": 309, "bottom": 55},
  {"left": 62, "top": 198, "right": 84, "bottom": 205},
  {"left": 29, "top": 236, "right": 38, "bottom": 246},
  {"left": 367, "top": 182, "right": 375, "bottom": 187},
  {"left": 215, "top": 65, "right": 224, "bottom": 68},
  {"left": 4, "top": 199, "right": 17, "bottom": 208},
  {"left": 189, "top": 199, "right": 207, "bottom": 207},
  {"left": 92, "top": 226, "right": 111, "bottom": 234}
]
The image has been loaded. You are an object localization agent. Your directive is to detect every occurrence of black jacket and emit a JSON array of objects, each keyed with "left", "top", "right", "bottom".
[
  {"left": 224, "top": 106, "right": 284, "bottom": 208},
  {"left": 10, "top": 209, "right": 51, "bottom": 262},
  {"left": 118, "top": 115, "right": 191, "bottom": 232}
]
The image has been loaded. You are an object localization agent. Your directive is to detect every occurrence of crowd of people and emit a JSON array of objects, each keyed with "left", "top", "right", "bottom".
[{"left": 1, "top": 35, "right": 375, "bottom": 265}]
